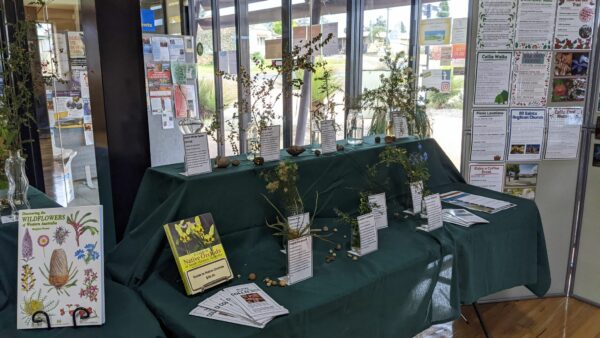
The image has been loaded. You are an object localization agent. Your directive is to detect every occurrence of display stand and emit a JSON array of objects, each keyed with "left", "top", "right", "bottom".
[{"left": 30, "top": 307, "right": 91, "bottom": 330}]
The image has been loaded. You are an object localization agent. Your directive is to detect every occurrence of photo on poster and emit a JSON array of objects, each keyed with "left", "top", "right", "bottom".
[
  {"left": 503, "top": 187, "right": 536, "bottom": 200},
  {"left": 552, "top": 78, "right": 586, "bottom": 103},
  {"left": 554, "top": 52, "right": 589, "bottom": 76},
  {"left": 505, "top": 163, "right": 538, "bottom": 187},
  {"left": 593, "top": 144, "right": 600, "bottom": 167}
]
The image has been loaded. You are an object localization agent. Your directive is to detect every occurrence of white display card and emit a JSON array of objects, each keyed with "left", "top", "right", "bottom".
[
  {"left": 356, "top": 213, "right": 378, "bottom": 256},
  {"left": 423, "top": 194, "right": 444, "bottom": 231},
  {"left": 260, "top": 125, "right": 281, "bottom": 162},
  {"left": 392, "top": 112, "right": 409, "bottom": 138},
  {"left": 287, "top": 236, "right": 313, "bottom": 285},
  {"left": 368, "top": 193, "right": 388, "bottom": 229},
  {"left": 182, "top": 133, "right": 212, "bottom": 176},
  {"left": 320, "top": 120, "right": 337, "bottom": 154}
]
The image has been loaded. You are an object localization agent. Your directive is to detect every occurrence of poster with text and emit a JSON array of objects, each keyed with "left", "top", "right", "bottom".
[
  {"left": 468, "top": 163, "right": 505, "bottom": 192},
  {"left": 147, "top": 63, "right": 173, "bottom": 115},
  {"left": 67, "top": 31, "right": 85, "bottom": 59},
  {"left": 419, "top": 18, "right": 452, "bottom": 45},
  {"left": 508, "top": 109, "right": 546, "bottom": 161},
  {"left": 476, "top": 0, "right": 517, "bottom": 50},
  {"left": 422, "top": 69, "right": 451, "bottom": 93},
  {"left": 545, "top": 107, "right": 583, "bottom": 159},
  {"left": 452, "top": 18, "right": 468, "bottom": 44},
  {"left": 511, "top": 51, "right": 551, "bottom": 106},
  {"left": 504, "top": 163, "right": 538, "bottom": 200},
  {"left": 514, "top": 0, "right": 557, "bottom": 49},
  {"left": 174, "top": 84, "right": 198, "bottom": 119},
  {"left": 474, "top": 52, "right": 512, "bottom": 106},
  {"left": 471, "top": 110, "right": 508, "bottom": 161},
  {"left": 554, "top": 0, "right": 595, "bottom": 49}
]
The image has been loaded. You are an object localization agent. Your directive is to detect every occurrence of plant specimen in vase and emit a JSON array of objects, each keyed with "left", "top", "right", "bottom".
[
  {"left": 67, "top": 211, "right": 99, "bottom": 246},
  {"left": 219, "top": 33, "right": 333, "bottom": 155},
  {"left": 19, "top": 289, "right": 59, "bottom": 326},
  {"left": 40, "top": 248, "right": 78, "bottom": 296},
  {"left": 20, "top": 264, "right": 36, "bottom": 292},
  {"left": 335, "top": 192, "right": 373, "bottom": 250},
  {"left": 361, "top": 51, "right": 433, "bottom": 137}
]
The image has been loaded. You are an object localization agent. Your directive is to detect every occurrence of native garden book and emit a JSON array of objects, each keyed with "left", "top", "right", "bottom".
[
  {"left": 17, "top": 206, "right": 105, "bottom": 329},
  {"left": 164, "top": 213, "right": 233, "bottom": 295}
]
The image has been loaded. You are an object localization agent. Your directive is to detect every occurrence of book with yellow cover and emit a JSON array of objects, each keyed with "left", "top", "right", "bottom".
[{"left": 164, "top": 213, "right": 233, "bottom": 295}]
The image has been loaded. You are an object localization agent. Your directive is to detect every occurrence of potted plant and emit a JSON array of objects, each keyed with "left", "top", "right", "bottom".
[{"left": 361, "top": 51, "right": 432, "bottom": 138}]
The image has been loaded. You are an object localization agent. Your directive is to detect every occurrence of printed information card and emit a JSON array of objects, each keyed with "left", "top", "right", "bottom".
[
  {"left": 423, "top": 194, "right": 444, "bottom": 231},
  {"left": 287, "top": 236, "right": 313, "bottom": 285},
  {"left": 368, "top": 193, "right": 388, "bottom": 229},
  {"left": 410, "top": 181, "right": 424, "bottom": 214},
  {"left": 320, "top": 120, "right": 337, "bottom": 154},
  {"left": 183, "top": 133, "right": 212, "bottom": 176},
  {"left": 392, "top": 112, "right": 409, "bottom": 138},
  {"left": 355, "top": 213, "right": 378, "bottom": 256},
  {"left": 468, "top": 163, "right": 505, "bottom": 192},
  {"left": 260, "top": 125, "right": 281, "bottom": 162}
]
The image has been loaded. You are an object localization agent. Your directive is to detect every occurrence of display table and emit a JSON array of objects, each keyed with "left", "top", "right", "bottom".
[
  {"left": 108, "top": 138, "right": 550, "bottom": 337},
  {"left": 0, "top": 189, "right": 166, "bottom": 338}
]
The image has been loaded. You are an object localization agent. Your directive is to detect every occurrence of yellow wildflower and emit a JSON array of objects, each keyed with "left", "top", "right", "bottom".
[{"left": 174, "top": 221, "right": 191, "bottom": 243}]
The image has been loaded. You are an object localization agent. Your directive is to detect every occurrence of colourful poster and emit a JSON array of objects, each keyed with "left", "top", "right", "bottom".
[
  {"left": 476, "top": 0, "right": 517, "bottom": 50},
  {"left": 419, "top": 18, "right": 452, "bottom": 45},
  {"left": 554, "top": 0, "right": 596, "bottom": 49}
]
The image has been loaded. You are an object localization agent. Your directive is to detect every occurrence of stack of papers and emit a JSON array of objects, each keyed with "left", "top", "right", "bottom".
[
  {"left": 440, "top": 191, "right": 516, "bottom": 214},
  {"left": 443, "top": 209, "right": 490, "bottom": 227},
  {"left": 190, "top": 283, "right": 289, "bottom": 328}
]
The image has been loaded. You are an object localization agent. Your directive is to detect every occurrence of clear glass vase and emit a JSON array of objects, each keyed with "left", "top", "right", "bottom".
[
  {"left": 178, "top": 117, "right": 204, "bottom": 134},
  {"left": 309, "top": 118, "right": 321, "bottom": 152},
  {"left": 346, "top": 109, "right": 364, "bottom": 145},
  {"left": 5, "top": 150, "right": 31, "bottom": 220}
]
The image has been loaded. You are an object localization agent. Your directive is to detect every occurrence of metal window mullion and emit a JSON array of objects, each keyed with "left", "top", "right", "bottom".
[
  {"left": 345, "top": 0, "right": 363, "bottom": 135},
  {"left": 211, "top": 0, "right": 225, "bottom": 156},
  {"left": 281, "top": 0, "right": 293, "bottom": 147},
  {"left": 235, "top": 0, "right": 251, "bottom": 154}
]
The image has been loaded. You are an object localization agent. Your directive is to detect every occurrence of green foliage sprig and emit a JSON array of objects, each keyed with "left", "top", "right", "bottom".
[
  {"left": 334, "top": 192, "right": 372, "bottom": 249},
  {"left": 361, "top": 51, "right": 433, "bottom": 138},
  {"left": 377, "top": 144, "right": 431, "bottom": 195}
]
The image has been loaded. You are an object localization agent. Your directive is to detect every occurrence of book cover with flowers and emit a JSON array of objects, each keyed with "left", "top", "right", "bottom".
[
  {"left": 16, "top": 206, "right": 104, "bottom": 329},
  {"left": 164, "top": 213, "right": 233, "bottom": 295}
]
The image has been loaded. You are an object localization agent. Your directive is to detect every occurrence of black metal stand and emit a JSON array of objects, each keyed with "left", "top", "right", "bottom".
[
  {"left": 72, "top": 307, "right": 91, "bottom": 328},
  {"left": 472, "top": 302, "right": 490, "bottom": 338},
  {"left": 32, "top": 311, "right": 51, "bottom": 329}
]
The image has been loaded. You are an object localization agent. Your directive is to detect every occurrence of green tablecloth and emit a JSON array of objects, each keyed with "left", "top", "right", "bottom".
[
  {"left": 108, "top": 137, "right": 550, "bottom": 337},
  {"left": 0, "top": 189, "right": 166, "bottom": 338}
]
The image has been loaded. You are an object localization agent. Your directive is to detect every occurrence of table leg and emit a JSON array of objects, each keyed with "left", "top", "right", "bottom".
[{"left": 472, "top": 302, "right": 491, "bottom": 338}]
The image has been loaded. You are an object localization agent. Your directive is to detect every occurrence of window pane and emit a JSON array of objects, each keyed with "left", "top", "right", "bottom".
[
  {"left": 418, "top": 0, "right": 468, "bottom": 170},
  {"left": 25, "top": 1, "right": 100, "bottom": 207}
]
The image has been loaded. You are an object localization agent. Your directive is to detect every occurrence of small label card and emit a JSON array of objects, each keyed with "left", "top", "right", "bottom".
[
  {"left": 288, "top": 212, "right": 310, "bottom": 233},
  {"left": 368, "top": 193, "right": 388, "bottom": 229},
  {"left": 260, "top": 125, "right": 281, "bottom": 162},
  {"left": 404, "top": 181, "right": 423, "bottom": 214},
  {"left": 320, "top": 120, "right": 337, "bottom": 154},
  {"left": 419, "top": 194, "right": 444, "bottom": 232},
  {"left": 182, "top": 133, "right": 212, "bottom": 176},
  {"left": 350, "top": 213, "right": 378, "bottom": 256},
  {"left": 287, "top": 235, "right": 313, "bottom": 285},
  {"left": 392, "top": 112, "right": 409, "bottom": 138}
]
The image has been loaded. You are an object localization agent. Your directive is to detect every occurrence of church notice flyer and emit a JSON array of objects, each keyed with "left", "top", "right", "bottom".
[
  {"left": 545, "top": 107, "right": 583, "bottom": 160},
  {"left": 471, "top": 110, "right": 508, "bottom": 161},
  {"left": 511, "top": 51, "right": 551, "bottom": 107},
  {"left": 476, "top": 0, "right": 517, "bottom": 50},
  {"left": 474, "top": 52, "right": 511, "bottom": 106},
  {"left": 508, "top": 109, "right": 546, "bottom": 161},
  {"left": 468, "top": 163, "right": 505, "bottom": 192},
  {"left": 514, "top": 0, "right": 557, "bottom": 49},
  {"left": 554, "top": 0, "right": 596, "bottom": 49}
]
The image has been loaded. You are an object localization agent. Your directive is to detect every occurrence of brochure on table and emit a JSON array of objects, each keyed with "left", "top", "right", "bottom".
[
  {"left": 440, "top": 191, "right": 516, "bottom": 214},
  {"left": 17, "top": 206, "right": 105, "bottom": 329},
  {"left": 443, "top": 209, "right": 489, "bottom": 228},
  {"left": 471, "top": 110, "right": 508, "bottom": 161}
]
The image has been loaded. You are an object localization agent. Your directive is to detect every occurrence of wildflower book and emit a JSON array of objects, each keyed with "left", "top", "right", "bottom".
[
  {"left": 164, "top": 213, "right": 233, "bottom": 295},
  {"left": 17, "top": 206, "right": 105, "bottom": 329}
]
